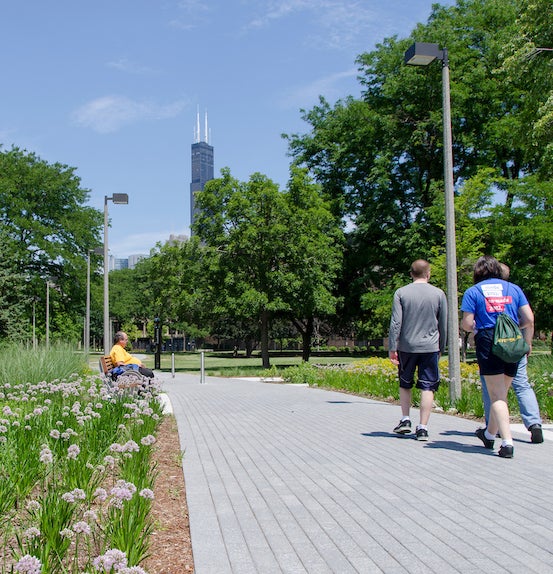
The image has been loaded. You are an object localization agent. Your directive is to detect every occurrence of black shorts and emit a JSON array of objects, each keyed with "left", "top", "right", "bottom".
[
  {"left": 398, "top": 351, "right": 440, "bottom": 391},
  {"left": 474, "top": 328, "right": 518, "bottom": 377}
]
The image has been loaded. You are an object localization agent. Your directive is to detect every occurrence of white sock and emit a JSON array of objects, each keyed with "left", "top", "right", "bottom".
[
  {"left": 417, "top": 424, "right": 428, "bottom": 431},
  {"left": 484, "top": 429, "right": 496, "bottom": 441},
  {"left": 401, "top": 416, "right": 410, "bottom": 422},
  {"left": 501, "top": 439, "right": 513, "bottom": 447}
]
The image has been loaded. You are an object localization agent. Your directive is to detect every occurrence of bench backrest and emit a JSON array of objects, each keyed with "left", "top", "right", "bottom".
[{"left": 100, "top": 355, "right": 114, "bottom": 375}]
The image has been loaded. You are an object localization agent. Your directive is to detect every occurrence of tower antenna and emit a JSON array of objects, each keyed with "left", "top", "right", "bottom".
[{"left": 195, "top": 105, "right": 200, "bottom": 143}]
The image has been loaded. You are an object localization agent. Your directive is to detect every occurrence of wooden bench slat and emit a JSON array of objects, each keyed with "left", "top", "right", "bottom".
[{"left": 100, "top": 355, "right": 114, "bottom": 375}]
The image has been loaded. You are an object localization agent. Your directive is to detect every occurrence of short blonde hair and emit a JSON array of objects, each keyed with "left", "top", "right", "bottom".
[{"left": 410, "top": 259, "right": 430, "bottom": 279}]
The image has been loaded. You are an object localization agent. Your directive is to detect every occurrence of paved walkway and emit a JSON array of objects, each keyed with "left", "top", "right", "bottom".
[{"left": 158, "top": 372, "right": 553, "bottom": 574}]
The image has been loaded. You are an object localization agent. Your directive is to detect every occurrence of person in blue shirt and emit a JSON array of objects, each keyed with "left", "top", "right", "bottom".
[
  {"left": 461, "top": 256, "right": 534, "bottom": 458},
  {"left": 478, "top": 264, "right": 543, "bottom": 444}
]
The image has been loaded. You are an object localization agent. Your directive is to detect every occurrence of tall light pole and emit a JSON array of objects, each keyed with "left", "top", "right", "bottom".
[
  {"left": 46, "top": 281, "right": 50, "bottom": 349},
  {"left": 103, "top": 194, "right": 129, "bottom": 354},
  {"left": 404, "top": 42, "right": 461, "bottom": 401},
  {"left": 85, "top": 247, "right": 103, "bottom": 356}
]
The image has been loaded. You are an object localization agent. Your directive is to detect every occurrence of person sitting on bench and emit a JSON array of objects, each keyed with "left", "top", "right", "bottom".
[{"left": 110, "top": 331, "right": 154, "bottom": 378}]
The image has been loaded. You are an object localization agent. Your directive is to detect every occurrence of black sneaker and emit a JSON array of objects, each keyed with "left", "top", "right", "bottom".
[
  {"left": 415, "top": 427, "right": 429, "bottom": 441},
  {"left": 498, "top": 444, "right": 514, "bottom": 458},
  {"left": 475, "top": 427, "right": 495, "bottom": 450},
  {"left": 393, "top": 419, "right": 412, "bottom": 435},
  {"left": 529, "top": 424, "right": 544, "bottom": 444}
]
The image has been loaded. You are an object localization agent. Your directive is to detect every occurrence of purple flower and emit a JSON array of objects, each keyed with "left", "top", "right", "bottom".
[
  {"left": 67, "top": 444, "right": 80, "bottom": 459},
  {"left": 139, "top": 488, "right": 154, "bottom": 500},
  {"left": 26, "top": 500, "right": 41, "bottom": 512},
  {"left": 140, "top": 435, "right": 156, "bottom": 446},
  {"left": 123, "top": 440, "right": 139, "bottom": 452},
  {"left": 23, "top": 527, "right": 40, "bottom": 540},
  {"left": 93, "top": 548, "right": 128, "bottom": 571},
  {"left": 39, "top": 444, "right": 53, "bottom": 464},
  {"left": 73, "top": 521, "right": 91, "bottom": 535},
  {"left": 110, "top": 480, "right": 136, "bottom": 502},
  {"left": 62, "top": 488, "right": 86, "bottom": 503},
  {"left": 14, "top": 554, "right": 41, "bottom": 574},
  {"left": 62, "top": 492, "right": 76, "bottom": 503},
  {"left": 93, "top": 487, "right": 108, "bottom": 502}
]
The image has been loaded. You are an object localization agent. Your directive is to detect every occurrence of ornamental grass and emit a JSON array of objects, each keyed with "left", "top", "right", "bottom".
[
  {"left": 283, "top": 356, "right": 553, "bottom": 421},
  {"left": 0, "top": 345, "right": 163, "bottom": 574}
]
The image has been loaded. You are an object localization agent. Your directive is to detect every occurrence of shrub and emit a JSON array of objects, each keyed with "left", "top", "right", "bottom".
[{"left": 282, "top": 362, "right": 322, "bottom": 386}]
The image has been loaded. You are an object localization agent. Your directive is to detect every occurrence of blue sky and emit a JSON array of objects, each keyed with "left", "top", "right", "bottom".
[{"left": 1, "top": 0, "right": 453, "bottom": 258}]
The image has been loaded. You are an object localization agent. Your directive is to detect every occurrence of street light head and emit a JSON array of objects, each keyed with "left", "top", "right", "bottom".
[
  {"left": 112, "top": 193, "right": 129, "bottom": 205},
  {"left": 404, "top": 42, "right": 444, "bottom": 66}
]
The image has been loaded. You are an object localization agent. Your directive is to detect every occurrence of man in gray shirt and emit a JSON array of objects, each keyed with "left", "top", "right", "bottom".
[{"left": 389, "top": 259, "right": 448, "bottom": 440}]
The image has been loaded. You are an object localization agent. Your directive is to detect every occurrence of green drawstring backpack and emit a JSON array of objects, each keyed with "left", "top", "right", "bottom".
[{"left": 491, "top": 313, "right": 529, "bottom": 363}]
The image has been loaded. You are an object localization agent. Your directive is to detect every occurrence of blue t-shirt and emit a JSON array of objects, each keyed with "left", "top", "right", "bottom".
[{"left": 461, "top": 279, "right": 528, "bottom": 330}]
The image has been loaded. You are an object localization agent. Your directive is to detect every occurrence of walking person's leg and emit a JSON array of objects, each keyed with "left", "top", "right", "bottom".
[
  {"left": 511, "top": 356, "right": 543, "bottom": 442},
  {"left": 480, "top": 374, "right": 491, "bottom": 426},
  {"left": 393, "top": 352, "right": 416, "bottom": 435},
  {"left": 485, "top": 374, "right": 515, "bottom": 457},
  {"left": 414, "top": 352, "right": 439, "bottom": 441},
  {"left": 419, "top": 390, "right": 434, "bottom": 426}
]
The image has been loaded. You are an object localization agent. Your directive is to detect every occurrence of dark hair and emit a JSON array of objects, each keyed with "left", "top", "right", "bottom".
[{"left": 473, "top": 255, "right": 503, "bottom": 284}]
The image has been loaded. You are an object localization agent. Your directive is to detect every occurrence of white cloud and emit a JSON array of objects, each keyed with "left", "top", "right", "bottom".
[
  {"left": 279, "top": 68, "right": 358, "bottom": 109},
  {"left": 72, "top": 96, "right": 189, "bottom": 133},
  {"left": 245, "top": 0, "right": 380, "bottom": 49},
  {"left": 169, "top": 0, "right": 212, "bottom": 30},
  {"left": 106, "top": 58, "right": 157, "bottom": 75}
]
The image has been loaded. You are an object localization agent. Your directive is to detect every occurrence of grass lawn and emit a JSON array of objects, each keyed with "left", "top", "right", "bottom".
[{"left": 127, "top": 350, "right": 361, "bottom": 377}]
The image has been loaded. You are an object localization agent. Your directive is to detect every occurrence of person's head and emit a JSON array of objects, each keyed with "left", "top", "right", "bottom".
[
  {"left": 499, "top": 263, "right": 510, "bottom": 280},
  {"left": 472, "top": 255, "right": 503, "bottom": 284},
  {"left": 410, "top": 259, "right": 431, "bottom": 281},
  {"left": 114, "top": 331, "right": 129, "bottom": 346}
]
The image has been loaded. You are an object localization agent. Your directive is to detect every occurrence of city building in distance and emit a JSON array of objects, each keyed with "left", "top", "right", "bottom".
[{"left": 190, "top": 107, "right": 214, "bottom": 231}]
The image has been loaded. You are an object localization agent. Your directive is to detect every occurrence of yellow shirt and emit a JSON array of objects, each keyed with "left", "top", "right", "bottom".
[{"left": 110, "top": 344, "right": 141, "bottom": 367}]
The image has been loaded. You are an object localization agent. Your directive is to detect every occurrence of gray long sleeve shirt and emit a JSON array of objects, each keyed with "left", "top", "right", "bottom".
[{"left": 388, "top": 281, "right": 448, "bottom": 354}]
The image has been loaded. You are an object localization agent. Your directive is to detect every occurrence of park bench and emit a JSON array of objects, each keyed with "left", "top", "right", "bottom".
[{"left": 99, "top": 355, "right": 151, "bottom": 394}]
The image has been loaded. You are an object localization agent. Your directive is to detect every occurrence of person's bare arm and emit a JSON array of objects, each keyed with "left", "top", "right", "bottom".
[
  {"left": 518, "top": 304, "right": 534, "bottom": 351},
  {"left": 461, "top": 311, "right": 475, "bottom": 333}
]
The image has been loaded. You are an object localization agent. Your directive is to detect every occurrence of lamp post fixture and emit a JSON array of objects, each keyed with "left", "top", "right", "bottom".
[
  {"left": 46, "top": 281, "right": 51, "bottom": 349},
  {"left": 404, "top": 42, "right": 461, "bottom": 401},
  {"left": 85, "top": 247, "right": 104, "bottom": 356},
  {"left": 103, "top": 194, "right": 129, "bottom": 354}
]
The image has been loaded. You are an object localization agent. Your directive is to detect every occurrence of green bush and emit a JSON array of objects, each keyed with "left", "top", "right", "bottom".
[
  {"left": 304, "top": 356, "right": 553, "bottom": 421},
  {"left": 282, "top": 362, "right": 322, "bottom": 385}
]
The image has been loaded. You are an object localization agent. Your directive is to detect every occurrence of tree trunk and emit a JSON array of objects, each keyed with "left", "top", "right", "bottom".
[
  {"left": 245, "top": 336, "right": 254, "bottom": 358},
  {"left": 301, "top": 316, "right": 314, "bottom": 362},
  {"left": 261, "top": 309, "right": 270, "bottom": 369}
]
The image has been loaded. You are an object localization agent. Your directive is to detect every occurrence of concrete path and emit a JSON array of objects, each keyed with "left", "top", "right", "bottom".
[{"left": 159, "top": 372, "right": 553, "bottom": 574}]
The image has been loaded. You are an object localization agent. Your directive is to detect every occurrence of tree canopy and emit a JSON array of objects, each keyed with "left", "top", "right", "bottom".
[{"left": 0, "top": 147, "right": 103, "bottom": 343}]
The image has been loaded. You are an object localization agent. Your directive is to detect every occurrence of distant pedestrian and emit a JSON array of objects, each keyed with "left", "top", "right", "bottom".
[
  {"left": 389, "top": 260, "right": 448, "bottom": 441},
  {"left": 461, "top": 256, "right": 534, "bottom": 458}
]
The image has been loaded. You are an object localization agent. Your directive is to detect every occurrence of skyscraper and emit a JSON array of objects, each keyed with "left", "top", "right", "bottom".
[{"left": 190, "top": 108, "right": 214, "bottom": 231}]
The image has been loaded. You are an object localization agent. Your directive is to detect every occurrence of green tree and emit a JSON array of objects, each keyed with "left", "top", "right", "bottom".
[
  {"left": 135, "top": 236, "right": 210, "bottom": 345},
  {"left": 0, "top": 147, "right": 103, "bottom": 343},
  {"left": 0, "top": 228, "right": 29, "bottom": 341},
  {"left": 285, "top": 0, "right": 553, "bottom": 335},
  {"left": 194, "top": 168, "right": 343, "bottom": 367}
]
